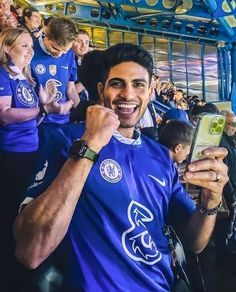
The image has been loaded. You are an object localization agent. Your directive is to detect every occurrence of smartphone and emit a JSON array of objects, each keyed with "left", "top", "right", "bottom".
[{"left": 188, "top": 113, "right": 225, "bottom": 163}]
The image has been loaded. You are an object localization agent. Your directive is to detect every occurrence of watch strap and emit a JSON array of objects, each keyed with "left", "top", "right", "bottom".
[{"left": 83, "top": 147, "right": 99, "bottom": 163}]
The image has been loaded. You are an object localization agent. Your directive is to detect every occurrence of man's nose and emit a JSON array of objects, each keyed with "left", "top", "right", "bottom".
[{"left": 120, "top": 85, "right": 134, "bottom": 98}]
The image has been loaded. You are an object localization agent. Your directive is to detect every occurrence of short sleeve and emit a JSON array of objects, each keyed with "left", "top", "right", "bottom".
[{"left": 0, "top": 70, "right": 12, "bottom": 96}]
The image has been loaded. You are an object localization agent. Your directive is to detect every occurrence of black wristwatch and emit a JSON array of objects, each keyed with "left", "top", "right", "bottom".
[
  {"left": 69, "top": 139, "right": 99, "bottom": 163},
  {"left": 39, "top": 103, "right": 48, "bottom": 117}
]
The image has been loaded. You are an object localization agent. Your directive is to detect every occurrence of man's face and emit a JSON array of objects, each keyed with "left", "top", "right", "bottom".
[
  {"left": 72, "top": 33, "right": 89, "bottom": 57},
  {"left": 25, "top": 12, "right": 42, "bottom": 31},
  {"left": 98, "top": 61, "right": 153, "bottom": 132},
  {"left": 44, "top": 36, "right": 72, "bottom": 58},
  {"left": 224, "top": 113, "right": 236, "bottom": 136}
]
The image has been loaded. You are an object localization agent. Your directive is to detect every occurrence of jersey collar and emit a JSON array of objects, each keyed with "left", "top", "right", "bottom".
[
  {"left": 38, "top": 35, "right": 52, "bottom": 56},
  {"left": 8, "top": 64, "right": 26, "bottom": 80},
  {"left": 113, "top": 128, "right": 142, "bottom": 145}
]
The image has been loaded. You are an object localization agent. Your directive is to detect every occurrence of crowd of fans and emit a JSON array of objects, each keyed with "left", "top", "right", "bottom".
[{"left": 0, "top": 3, "right": 235, "bottom": 292}]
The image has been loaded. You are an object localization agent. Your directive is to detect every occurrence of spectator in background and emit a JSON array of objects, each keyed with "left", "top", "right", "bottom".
[
  {"left": 20, "top": 6, "right": 43, "bottom": 39},
  {"left": 72, "top": 29, "right": 90, "bottom": 100},
  {"left": 220, "top": 110, "right": 236, "bottom": 210},
  {"left": 187, "top": 95, "right": 204, "bottom": 110},
  {"left": 189, "top": 102, "right": 219, "bottom": 126},
  {"left": 70, "top": 49, "right": 104, "bottom": 123},
  {"left": 0, "top": 0, "right": 18, "bottom": 30},
  {"left": 30, "top": 17, "right": 79, "bottom": 145},
  {"left": 151, "top": 74, "right": 161, "bottom": 99},
  {"left": 14, "top": 3, "right": 23, "bottom": 23},
  {"left": 0, "top": 27, "right": 62, "bottom": 290},
  {"left": 174, "top": 89, "right": 189, "bottom": 110},
  {"left": 159, "top": 120, "right": 194, "bottom": 164},
  {"left": 158, "top": 108, "right": 190, "bottom": 136},
  {"left": 214, "top": 110, "right": 236, "bottom": 268},
  {"left": 0, "top": 0, "right": 6, "bottom": 31}
]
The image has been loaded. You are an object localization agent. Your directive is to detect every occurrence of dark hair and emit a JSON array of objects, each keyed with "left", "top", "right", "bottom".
[
  {"left": 22, "top": 6, "right": 40, "bottom": 24},
  {"left": 159, "top": 120, "right": 194, "bottom": 150},
  {"left": 190, "top": 102, "right": 219, "bottom": 116},
  {"left": 80, "top": 50, "right": 105, "bottom": 101},
  {"left": 43, "top": 16, "right": 55, "bottom": 26},
  {"left": 46, "top": 17, "right": 77, "bottom": 46},
  {"left": 101, "top": 43, "right": 153, "bottom": 85}
]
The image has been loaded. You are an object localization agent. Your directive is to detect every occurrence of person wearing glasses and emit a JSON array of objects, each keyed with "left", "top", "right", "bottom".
[{"left": 214, "top": 110, "right": 236, "bottom": 269}]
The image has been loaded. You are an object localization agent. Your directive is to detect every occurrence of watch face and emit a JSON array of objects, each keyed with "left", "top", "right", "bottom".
[
  {"left": 70, "top": 139, "right": 87, "bottom": 159},
  {"left": 77, "top": 140, "right": 87, "bottom": 155},
  {"left": 69, "top": 139, "right": 99, "bottom": 162}
]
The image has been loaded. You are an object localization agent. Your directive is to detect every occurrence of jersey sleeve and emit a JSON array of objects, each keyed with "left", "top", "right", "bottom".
[
  {"left": 0, "top": 70, "right": 12, "bottom": 97},
  {"left": 21, "top": 127, "right": 72, "bottom": 207}
]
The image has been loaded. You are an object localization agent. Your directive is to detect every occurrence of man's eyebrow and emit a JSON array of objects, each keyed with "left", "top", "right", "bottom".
[
  {"left": 107, "top": 78, "right": 124, "bottom": 84},
  {"left": 108, "top": 78, "right": 148, "bottom": 84},
  {"left": 132, "top": 79, "right": 148, "bottom": 83}
]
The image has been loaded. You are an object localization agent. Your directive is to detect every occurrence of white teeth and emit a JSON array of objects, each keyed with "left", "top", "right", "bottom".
[{"left": 117, "top": 104, "right": 137, "bottom": 108}]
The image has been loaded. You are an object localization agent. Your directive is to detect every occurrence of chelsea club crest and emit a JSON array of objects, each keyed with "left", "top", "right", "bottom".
[
  {"left": 16, "top": 82, "right": 37, "bottom": 107},
  {"left": 35, "top": 64, "right": 46, "bottom": 75},
  {"left": 100, "top": 159, "right": 122, "bottom": 183}
]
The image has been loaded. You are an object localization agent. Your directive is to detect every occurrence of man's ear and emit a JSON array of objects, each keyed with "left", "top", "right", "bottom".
[
  {"left": 97, "top": 82, "right": 104, "bottom": 105},
  {"left": 174, "top": 144, "right": 182, "bottom": 154},
  {"left": 148, "top": 85, "right": 154, "bottom": 102}
]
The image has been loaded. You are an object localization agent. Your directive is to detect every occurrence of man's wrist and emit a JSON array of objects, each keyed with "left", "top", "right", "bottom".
[
  {"left": 81, "top": 135, "right": 103, "bottom": 153},
  {"left": 197, "top": 200, "right": 222, "bottom": 216},
  {"left": 69, "top": 139, "right": 100, "bottom": 163}
]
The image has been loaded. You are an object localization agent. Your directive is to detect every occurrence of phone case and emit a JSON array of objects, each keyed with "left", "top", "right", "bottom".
[{"left": 189, "top": 113, "right": 225, "bottom": 163}]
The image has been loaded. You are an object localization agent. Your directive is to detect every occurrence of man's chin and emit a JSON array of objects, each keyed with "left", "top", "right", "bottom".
[{"left": 119, "top": 120, "right": 137, "bottom": 129}]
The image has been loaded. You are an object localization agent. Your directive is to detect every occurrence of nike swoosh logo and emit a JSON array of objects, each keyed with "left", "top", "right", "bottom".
[
  {"left": 61, "top": 66, "right": 68, "bottom": 69},
  {"left": 148, "top": 174, "right": 166, "bottom": 187}
]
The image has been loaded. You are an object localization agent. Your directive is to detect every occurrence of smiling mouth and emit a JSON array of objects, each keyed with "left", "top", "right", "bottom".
[{"left": 116, "top": 103, "right": 138, "bottom": 115}]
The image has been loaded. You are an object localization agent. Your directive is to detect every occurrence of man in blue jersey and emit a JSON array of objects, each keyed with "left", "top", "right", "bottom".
[
  {"left": 14, "top": 43, "right": 228, "bottom": 291},
  {"left": 31, "top": 17, "right": 79, "bottom": 144}
]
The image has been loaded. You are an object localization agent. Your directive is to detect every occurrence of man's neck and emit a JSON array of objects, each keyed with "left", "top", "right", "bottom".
[{"left": 117, "top": 127, "right": 135, "bottom": 139}]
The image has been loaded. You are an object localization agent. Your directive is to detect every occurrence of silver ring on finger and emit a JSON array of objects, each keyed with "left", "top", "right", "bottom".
[{"left": 214, "top": 173, "right": 221, "bottom": 182}]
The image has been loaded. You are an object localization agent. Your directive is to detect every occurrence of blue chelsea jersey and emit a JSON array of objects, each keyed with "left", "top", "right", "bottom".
[
  {"left": 24, "top": 123, "right": 195, "bottom": 291},
  {"left": 31, "top": 37, "right": 77, "bottom": 125},
  {"left": 0, "top": 66, "right": 39, "bottom": 152}
]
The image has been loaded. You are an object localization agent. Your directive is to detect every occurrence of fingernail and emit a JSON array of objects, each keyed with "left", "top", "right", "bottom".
[{"left": 204, "top": 150, "right": 210, "bottom": 155}]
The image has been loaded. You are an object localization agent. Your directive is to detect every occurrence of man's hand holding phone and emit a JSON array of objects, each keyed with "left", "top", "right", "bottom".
[{"left": 183, "top": 146, "right": 228, "bottom": 210}]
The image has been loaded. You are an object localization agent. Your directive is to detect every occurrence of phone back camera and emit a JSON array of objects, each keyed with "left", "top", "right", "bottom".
[{"left": 210, "top": 118, "right": 224, "bottom": 134}]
